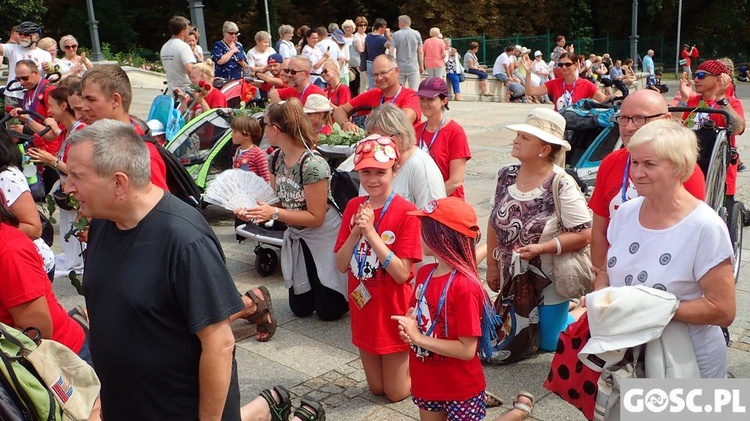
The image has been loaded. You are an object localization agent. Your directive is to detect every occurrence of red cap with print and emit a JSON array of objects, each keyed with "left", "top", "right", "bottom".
[{"left": 353, "top": 134, "right": 400, "bottom": 171}]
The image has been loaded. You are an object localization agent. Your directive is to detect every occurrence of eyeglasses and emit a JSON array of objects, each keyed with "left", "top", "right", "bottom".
[
  {"left": 373, "top": 67, "right": 396, "bottom": 79},
  {"left": 358, "top": 23, "right": 368, "bottom": 27},
  {"left": 557, "top": 62, "right": 574, "bottom": 68},
  {"left": 283, "top": 68, "right": 307, "bottom": 75},
  {"left": 615, "top": 113, "right": 664, "bottom": 127},
  {"left": 693, "top": 71, "right": 716, "bottom": 80},
  {"left": 64, "top": 45, "right": 78, "bottom": 50},
  {"left": 17, "top": 75, "right": 31, "bottom": 82},
  {"left": 321, "top": 69, "right": 329, "bottom": 75},
  {"left": 227, "top": 32, "right": 240, "bottom": 36}
]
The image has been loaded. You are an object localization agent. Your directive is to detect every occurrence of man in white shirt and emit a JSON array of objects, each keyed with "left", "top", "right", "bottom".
[
  {"left": 0, "top": 21, "right": 52, "bottom": 108},
  {"left": 493, "top": 46, "right": 524, "bottom": 101},
  {"left": 316, "top": 26, "right": 340, "bottom": 64},
  {"left": 160, "top": 16, "right": 196, "bottom": 92},
  {"left": 388, "top": 15, "right": 424, "bottom": 89}
]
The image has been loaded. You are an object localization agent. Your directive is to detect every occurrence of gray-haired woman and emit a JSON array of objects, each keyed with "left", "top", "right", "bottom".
[
  {"left": 212, "top": 21, "right": 247, "bottom": 80},
  {"left": 277, "top": 24, "right": 296, "bottom": 60}
]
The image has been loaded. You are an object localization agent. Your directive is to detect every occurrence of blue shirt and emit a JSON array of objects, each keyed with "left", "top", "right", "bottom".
[
  {"left": 610, "top": 66, "right": 624, "bottom": 80},
  {"left": 212, "top": 40, "right": 247, "bottom": 80},
  {"left": 643, "top": 55, "right": 654, "bottom": 75},
  {"left": 365, "top": 33, "right": 387, "bottom": 62}
]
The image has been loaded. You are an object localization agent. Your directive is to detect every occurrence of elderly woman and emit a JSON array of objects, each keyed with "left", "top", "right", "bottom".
[
  {"left": 463, "top": 41, "right": 492, "bottom": 96},
  {"left": 597, "top": 119, "right": 734, "bottom": 378},
  {"left": 487, "top": 108, "right": 591, "bottom": 355},
  {"left": 38, "top": 37, "right": 63, "bottom": 74},
  {"left": 322, "top": 59, "right": 351, "bottom": 106},
  {"left": 277, "top": 24, "right": 296, "bottom": 60},
  {"left": 212, "top": 21, "right": 247, "bottom": 81},
  {"left": 238, "top": 98, "right": 348, "bottom": 322},
  {"left": 423, "top": 27, "right": 446, "bottom": 79},
  {"left": 351, "top": 17, "right": 368, "bottom": 93},
  {"left": 363, "top": 103, "right": 445, "bottom": 209},
  {"left": 522, "top": 52, "right": 608, "bottom": 111},
  {"left": 57, "top": 35, "right": 93, "bottom": 78},
  {"left": 186, "top": 28, "right": 204, "bottom": 63},
  {"left": 247, "top": 30, "right": 276, "bottom": 73}
]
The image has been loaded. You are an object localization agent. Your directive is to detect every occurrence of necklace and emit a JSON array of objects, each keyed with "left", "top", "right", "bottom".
[{"left": 516, "top": 164, "right": 552, "bottom": 189}]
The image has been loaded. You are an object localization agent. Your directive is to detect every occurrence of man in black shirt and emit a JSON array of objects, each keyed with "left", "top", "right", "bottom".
[{"left": 64, "top": 119, "right": 244, "bottom": 420}]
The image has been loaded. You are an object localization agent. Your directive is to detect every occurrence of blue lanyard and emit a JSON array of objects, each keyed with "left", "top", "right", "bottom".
[
  {"left": 621, "top": 156, "right": 631, "bottom": 203},
  {"left": 562, "top": 78, "right": 577, "bottom": 108},
  {"left": 418, "top": 114, "right": 445, "bottom": 151},
  {"left": 380, "top": 85, "right": 402, "bottom": 105},
  {"left": 416, "top": 267, "right": 457, "bottom": 338},
  {"left": 354, "top": 191, "right": 396, "bottom": 279}
]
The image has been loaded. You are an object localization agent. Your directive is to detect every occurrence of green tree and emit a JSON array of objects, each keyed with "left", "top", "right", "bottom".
[{"left": 0, "top": 0, "right": 47, "bottom": 39}]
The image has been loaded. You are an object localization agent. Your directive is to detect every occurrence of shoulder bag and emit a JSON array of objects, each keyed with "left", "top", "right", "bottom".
[
  {"left": 550, "top": 172, "right": 595, "bottom": 298},
  {"left": 593, "top": 346, "right": 645, "bottom": 421}
]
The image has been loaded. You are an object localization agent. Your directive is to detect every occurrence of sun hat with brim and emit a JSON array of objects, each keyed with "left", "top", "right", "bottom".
[
  {"left": 534, "top": 50, "right": 543, "bottom": 57},
  {"left": 353, "top": 134, "right": 400, "bottom": 171},
  {"left": 520, "top": 47, "right": 530, "bottom": 55},
  {"left": 417, "top": 77, "right": 449, "bottom": 98},
  {"left": 407, "top": 197, "right": 481, "bottom": 239},
  {"left": 302, "top": 94, "right": 332, "bottom": 114},
  {"left": 506, "top": 108, "right": 571, "bottom": 151}
]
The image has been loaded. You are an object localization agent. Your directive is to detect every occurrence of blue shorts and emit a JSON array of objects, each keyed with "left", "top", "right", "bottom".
[{"left": 413, "top": 391, "right": 486, "bottom": 421}]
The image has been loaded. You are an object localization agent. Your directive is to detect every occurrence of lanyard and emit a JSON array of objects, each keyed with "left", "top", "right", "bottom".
[
  {"left": 380, "top": 85, "right": 402, "bottom": 105},
  {"left": 23, "top": 79, "right": 47, "bottom": 113},
  {"left": 562, "top": 78, "right": 577, "bottom": 108},
  {"left": 300, "top": 83, "right": 311, "bottom": 100},
  {"left": 354, "top": 191, "right": 396, "bottom": 279},
  {"left": 621, "top": 156, "right": 631, "bottom": 203},
  {"left": 418, "top": 114, "right": 445, "bottom": 151},
  {"left": 416, "top": 267, "right": 457, "bottom": 338}
]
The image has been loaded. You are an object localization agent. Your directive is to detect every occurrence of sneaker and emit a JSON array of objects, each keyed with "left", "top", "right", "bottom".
[{"left": 739, "top": 163, "right": 746, "bottom": 172}]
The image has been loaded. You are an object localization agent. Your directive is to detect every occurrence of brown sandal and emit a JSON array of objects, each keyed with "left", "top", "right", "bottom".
[{"left": 244, "top": 286, "right": 277, "bottom": 341}]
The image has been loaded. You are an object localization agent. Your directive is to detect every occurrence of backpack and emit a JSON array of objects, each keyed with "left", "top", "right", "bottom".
[
  {"left": 270, "top": 149, "right": 360, "bottom": 215},
  {"left": 141, "top": 136, "right": 202, "bottom": 208}
]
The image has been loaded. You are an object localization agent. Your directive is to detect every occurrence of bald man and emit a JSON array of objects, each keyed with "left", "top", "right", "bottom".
[{"left": 589, "top": 89, "right": 706, "bottom": 274}]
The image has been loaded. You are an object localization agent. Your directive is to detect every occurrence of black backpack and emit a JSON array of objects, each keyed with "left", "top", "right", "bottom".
[
  {"left": 271, "top": 149, "right": 360, "bottom": 215},
  {"left": 141, "top": 136, "right": 202, "bottom": 208}
]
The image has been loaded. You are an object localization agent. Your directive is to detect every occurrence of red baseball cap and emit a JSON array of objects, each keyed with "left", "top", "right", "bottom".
[
  {"left": 407, "top": 197, "right": 481, "bottom": 239},
  {"left": 353, "top": 134, "right": 400, "bottom": 171}
]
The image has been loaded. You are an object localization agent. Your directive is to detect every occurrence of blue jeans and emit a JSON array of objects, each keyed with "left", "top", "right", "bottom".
[
  {"left": 366, "top": 60, "right": 374, "bottom": 90},
  {"left": 446, "top": 72, "right": 461, "bottom": 94}
]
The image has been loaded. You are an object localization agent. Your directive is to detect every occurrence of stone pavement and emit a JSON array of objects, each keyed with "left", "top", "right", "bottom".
[{"left": 49, "top": 70, "right": 750, "bottom": 420}]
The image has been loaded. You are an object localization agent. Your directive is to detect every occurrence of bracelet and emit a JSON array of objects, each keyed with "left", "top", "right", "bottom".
[
  {"left": 381, "top": 251, "right": 394, "bottom": 270},
  {"left": 553, "top": 237, "right": 562, "bottom": 255},
  {"left": 53, "top": 159, "right": 60, "bottom": 169}
]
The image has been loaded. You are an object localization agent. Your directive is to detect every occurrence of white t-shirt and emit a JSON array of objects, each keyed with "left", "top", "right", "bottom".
[
  {"left": 0, "top": 167, "right": 55, "bottom": 272},
  {"left": 1, "top": 44, "right": 52, "bottom": 100},
  {"left": 493, "top": 52, "right": 509, "bottom": 75},
  {"left": 160, "top": 37, "right": 196, "bottom": 91},
  {"left": 606, "top": 197, "right": 733, "bottom": 378},
  {"left": 302, "top": 45, "right": 324, "bottom": 83},
  {"left": 278, "top": 40, "right": 296, "bottom": 60},
  {"left": 317, "top": 38, "right": 340, "bottom": 63},
  {"left": 246, "top": 46, "right": 276, "bottom": 69}
]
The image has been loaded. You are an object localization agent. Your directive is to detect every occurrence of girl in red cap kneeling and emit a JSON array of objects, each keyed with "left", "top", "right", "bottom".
[{"left": 334, "top": 134, "right": 423, "bottom": 402}]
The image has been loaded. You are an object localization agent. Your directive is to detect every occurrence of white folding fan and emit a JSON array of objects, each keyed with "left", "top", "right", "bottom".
[{"left": 204, "top": 169, "right": 278, "bottom": 211}]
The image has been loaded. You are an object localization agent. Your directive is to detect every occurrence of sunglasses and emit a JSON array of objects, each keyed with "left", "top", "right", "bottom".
[
  {"left": 321, "top": 69, "right": 329, "bottom": 75},
  {"left": 557, "top": 62, "right": 574, "bottom": 68},
  {"left": 17, "top": 75, "right": 31, "bottom": 81},
  {"left": 282, "top": 68, "right": 307, "bottom": 75},
  {"left": 358, "top": 23, "right": 368, "bottom": 27},
  {"left": 693, "top": 71, "right": 716, "bottom": 80},
  {"left": 227, "top": 32, "right": 240, "bottom": 36},
  {"left": 64, "top": 45, "right": 78, "bottom": 50}
]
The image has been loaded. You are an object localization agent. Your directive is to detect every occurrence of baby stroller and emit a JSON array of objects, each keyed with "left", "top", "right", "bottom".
[{"left": 560, "top": 99, "right": 621, "bottom": 194}]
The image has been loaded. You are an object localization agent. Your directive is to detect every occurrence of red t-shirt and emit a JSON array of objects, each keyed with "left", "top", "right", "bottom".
[
  {"left": 233, "top": 146, "right": 270, "bottom": 183},
  {"left": 545, "top": 78, "right": 599, "bottom": 111},
  {"left": 334, "top": 194, "right": 422, "bottom": 355},
  {"left": 0, "top": 223, "right": 85, "bottom": 353},
  {"left": 348, "top": 86, "right": 422, "bottom": 126},
  {"left": 681, "top": 47, "right": 699, "bottom": 68},
  {"left": 319, "top": 124, "right": 333, "bottom": 135},
  {"left": 192, "top": 88, "right": 228, "bottom": 115},
  {"left": 589, "top": 148, "right": 706, "bottom": 222},
  {"left": 275, "top": 83, "right": 325, "bottom": 105},
  {"left": 325, "top": 83, "right": 352, "bottom": 107},
  {"left": 681, "top": 95, "right": 745, "bottom": 196},
  {"left": 409, "top": 264, "right": 486, "bottom": 401},
  {"left": 413, "top": 119, "right": 471, "bottom": 199}
]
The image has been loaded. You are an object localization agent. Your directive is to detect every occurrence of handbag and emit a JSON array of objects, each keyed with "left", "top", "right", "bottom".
[
  {"left": 455, "top": 55, "right": 465, "bottom": 82},
  {"left": 550, "top": 172, "right": 595, "bottom": 298},
  {"left": 593, "top": 346, "right": 645, "bottom": 421},
  {"left": 544, "top": 316, "right": 601, "bottom": 421},
  {"left": 0, "top": 323, "right": 100, "bottom": 421}
]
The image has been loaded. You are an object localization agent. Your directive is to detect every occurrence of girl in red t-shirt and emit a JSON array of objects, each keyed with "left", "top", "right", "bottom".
[
  {"left": 392, "top": 197, "right": 535, "bottom": 421},
  {"left": 334, "top": 134, "right": 422, "bottom": 402}
]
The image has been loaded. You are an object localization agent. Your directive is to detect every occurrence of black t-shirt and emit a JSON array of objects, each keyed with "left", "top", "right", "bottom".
[{"left": 83, "top": 194, "right": 244, "bottom": 420}]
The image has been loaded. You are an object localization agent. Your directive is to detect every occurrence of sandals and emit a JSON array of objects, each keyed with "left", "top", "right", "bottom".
[
  {"left": 259, "top": 385, "right": 292, "bottom": 421},
  {"left": 485, "top": 391, "right": 503, "bottom": 407},
  {"left": 293, "top": 397, "right": 326, "bottom": 421},
  {"left": 244, "top": 286, "right": 276, "bottom": 342},
  {"left": 512, "top": 391, "right": 535, "bottom": 418}
]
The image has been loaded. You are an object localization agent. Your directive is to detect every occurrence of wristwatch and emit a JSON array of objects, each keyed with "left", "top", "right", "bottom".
[
  {"left": 53, "top": 159, "right": 60, "bottom": 169},
  {"left": 271, "top": 207, "right": 279, "bottom": 220},
  {"left": 716, "top": 97, "right": 730, "bottom": 107}
]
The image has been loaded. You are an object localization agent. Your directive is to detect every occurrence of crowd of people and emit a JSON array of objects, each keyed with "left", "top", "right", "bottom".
[{"left": 0, "top": 15, "right": 746, "bottom": 421}]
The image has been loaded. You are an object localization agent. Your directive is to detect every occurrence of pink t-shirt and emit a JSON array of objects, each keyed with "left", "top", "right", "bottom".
[{"left": 423, "top": 38, "right": 445, "bottom": 69}]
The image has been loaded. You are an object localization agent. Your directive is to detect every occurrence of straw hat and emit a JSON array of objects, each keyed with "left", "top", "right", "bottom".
[{"left": 506, "top": 108, "right": 571, "bottom": 151}]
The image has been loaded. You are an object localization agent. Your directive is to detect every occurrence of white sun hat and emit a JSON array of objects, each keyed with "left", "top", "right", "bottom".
[
  {"left": 506, "top": 108, "right": 571, "bottom": 151},
  {"left": 303, "top": 94, "right": 333, "bottom": 114}
]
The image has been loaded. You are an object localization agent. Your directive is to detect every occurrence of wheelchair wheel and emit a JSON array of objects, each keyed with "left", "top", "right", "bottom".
[
  {"left": 254, "top": 247, "right": 278, "bottom": 277},
  {"left": 704, "top": 135, "right": 728, "bottom": 212},
  {"left": 728, "top": 201, "right": 744, "bottom": 282}
]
